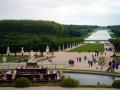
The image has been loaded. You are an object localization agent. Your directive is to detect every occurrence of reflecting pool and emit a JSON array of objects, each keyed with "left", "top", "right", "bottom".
[{"left": 65, "top": 73, "right": 120, "bottom": 85}]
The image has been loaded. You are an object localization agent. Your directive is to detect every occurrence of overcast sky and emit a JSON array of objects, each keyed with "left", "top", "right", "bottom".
[{"left": 0, "top": 0, "right": 120, "bottom": 26}]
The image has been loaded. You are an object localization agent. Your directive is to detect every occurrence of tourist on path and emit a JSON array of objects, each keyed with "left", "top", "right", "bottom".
[
  {"left": 79, "top": 57, "right": 81, "bottom": 62},
  {"left": 84, "top": 56, "right": 87, "bottom": 60},
  {"left": 88, "top": 59, "right": 91, "bottom": 67},
  {"left": 77, "top": 57, "right": 79, "bottom": 62}
]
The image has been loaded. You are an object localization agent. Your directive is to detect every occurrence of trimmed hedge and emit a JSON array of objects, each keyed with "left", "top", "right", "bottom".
[
  {"left": 112, "top": 80, "right": 120, "bottom": 88},
  {"left": 98, "top": 57, "right": 105, "bottom": 65},
  {"left": 60, "top": 77, "right": 79, "bottom": 87},
  {"left": 14, "top": 77, "right": 32, "bottom": 87}
]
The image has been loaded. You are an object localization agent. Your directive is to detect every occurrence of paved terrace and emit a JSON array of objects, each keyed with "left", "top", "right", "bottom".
[
  {"left": 0, "top": 44, "right": 120, "bottom": 73},
  {"left": 0, "top": 87, "right": 119, "bottom": 90}
]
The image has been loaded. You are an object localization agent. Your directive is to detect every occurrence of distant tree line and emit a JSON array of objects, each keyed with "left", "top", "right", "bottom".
[
  {"left": 0, "top": 20, "right": 97, "bottom": 55},
  {"left": 108, "top": 25, "right": 120, "bottom": 37},
  {"left": 109, "top": 39, "right": 120, "bottom": 53},
  {"left": 108, "top": 25, "right": 120, "bottom": 52}
]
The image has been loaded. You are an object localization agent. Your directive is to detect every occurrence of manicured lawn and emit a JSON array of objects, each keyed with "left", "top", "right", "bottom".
[
  {"left": 0, "top": 55, "right": 29, "bottom": 62},
  {"left": 69, "top": 43, "right": 104, "bottom": 52}
]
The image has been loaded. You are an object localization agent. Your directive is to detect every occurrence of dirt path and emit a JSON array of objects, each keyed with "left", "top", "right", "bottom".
[{"left": 0, "top": 87, "right": 119, "bottom": 90}]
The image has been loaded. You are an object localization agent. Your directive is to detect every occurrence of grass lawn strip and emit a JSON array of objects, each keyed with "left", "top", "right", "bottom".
[{"left": 69, "top": 43, "right": 104, "bottom": 52}]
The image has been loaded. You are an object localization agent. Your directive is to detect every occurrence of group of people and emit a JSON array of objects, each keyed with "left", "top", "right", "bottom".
[
  {"left": 68, "top": 55, "right": 96, "bottom": 67},
  {"left": 76, "top": 56, "right": 87, "bottom": 62},
  {"left": 94, "top": 50, "right": 100, "bottom": 57},
  {"left": 68, "top": 53, "right": 98, "bottom": 67},
  {"left": 68, "top": 59, "right": 74, "bottom": 67},
  {"left": 77, "top": 57, "right": 81, "bottom": 62},
  {"left": 105, "top": 48, "right": 112, "bottom": 52},
  {"left": 68, "top": 49, "right": 120, "bottom": 72},
  {"left": 68, "top": 56, "right": 88, "bottom": 67},
  {"left": 88, "top": 60, "right": 93, "bottom": 67},
  {"left": 106, "top": 60, "right": 119, "bottom": 72},
  {"left": 92, "top": 54, "right": 97, "bottom": 63}
]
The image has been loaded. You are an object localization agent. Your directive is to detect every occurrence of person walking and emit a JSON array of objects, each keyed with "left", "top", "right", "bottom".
[
  {"left": 77, "top": 57, "right": 79, "bottom": 62},
  {"left": 88, "top": 59, "right": 90, "bottom": 67},
  {"left": 84, "top": 56, "right": 87, "bottom": 60},
  {"left": 79, "top": 57, "right": 81, "bottom": 62}
]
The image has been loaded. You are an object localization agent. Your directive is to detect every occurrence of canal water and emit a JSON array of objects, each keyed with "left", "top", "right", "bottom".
[
  {"left": 85, "top": 30, "right": 111, "bottom": 43},
  {"left": 65, "top": 73, "right": 120, "bottom": 85}
]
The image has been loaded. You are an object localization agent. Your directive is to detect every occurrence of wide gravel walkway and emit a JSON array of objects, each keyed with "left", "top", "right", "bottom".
[{"left": 0, "top": 87, "right": 119, "bottom": 90}]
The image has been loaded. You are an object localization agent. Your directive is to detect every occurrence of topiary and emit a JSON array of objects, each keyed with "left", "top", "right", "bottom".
[
  {"left": 112, "top": 80, "right": 120, "bottom": 88},
  {"left": 60, "top": 77, "right": 79, "bottom": 87},
  {"left": 14, "top": 77, "right": 32, "bottom": 87}
]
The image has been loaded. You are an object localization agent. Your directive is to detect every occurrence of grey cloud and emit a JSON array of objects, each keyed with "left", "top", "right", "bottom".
[{"left": 0, "top": 0, "right": 120, "bottom": 25}]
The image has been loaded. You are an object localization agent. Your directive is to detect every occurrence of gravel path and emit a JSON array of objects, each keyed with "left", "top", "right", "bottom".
[{"left": 0, "top": 87, "right": 119, "bottom": 90}]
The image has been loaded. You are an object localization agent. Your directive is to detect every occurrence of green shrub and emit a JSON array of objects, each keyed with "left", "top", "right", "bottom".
[
  {"left": 14, "top": 77, "right": 32, "bottom": 87},
  {"left": 98, "top": 57, "right": 105, "bottom": 65},
  {"left": 60, "top": 77, "right": 79, "bottom": 87},
  {"left": 112, "top": 56, "right": 120, "bottom": 64},
  {"left": 112, "top": 80, "right": 120, "bottom": 88}
]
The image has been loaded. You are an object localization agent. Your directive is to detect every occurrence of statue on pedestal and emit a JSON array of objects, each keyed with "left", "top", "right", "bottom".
[
  {"left": 46, "top": 45, "right": 49, "bottom": 55},
  {"left": 28, "top": 50, "right": 36, "bottom": 62},
  {"left": 62, "top": 45, "right": 64, "bottom": 51},
  {"left": 58, "top": 46, "right": 61, "bottom": 51},
  {"left": 66, "top": 44, "right": 68, "bottom": 48},
  {"left": 21, "top": 47, "right": 24, "bottom": 55},
  {"left": 6, "top": 46, "right": 10, "bottom": 55},
  {"left": 74, "top": 42, "right": 76, "bottom": 46}
]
